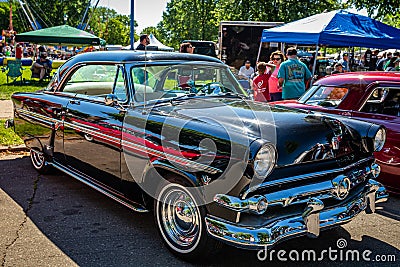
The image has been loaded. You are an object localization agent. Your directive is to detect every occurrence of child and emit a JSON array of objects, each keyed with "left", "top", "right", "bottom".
[{"left": 252, "top": 62, "right": 271, "bottom": 102}]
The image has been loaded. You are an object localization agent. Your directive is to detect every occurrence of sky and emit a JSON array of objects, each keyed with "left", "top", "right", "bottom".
[
  {"left": 97, "top": 0, "right": 169, "bottom": 33},
  {"left": 96, "top": 1, "right": 368, "bottom": 34}
]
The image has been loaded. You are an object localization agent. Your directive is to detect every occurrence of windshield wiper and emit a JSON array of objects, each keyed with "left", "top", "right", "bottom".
[
  {"left": 211, "top": 92, "right": 248, "bottom": 100},
  {"left": 169, "top": 93, "right": 197, "bottom": 104}
]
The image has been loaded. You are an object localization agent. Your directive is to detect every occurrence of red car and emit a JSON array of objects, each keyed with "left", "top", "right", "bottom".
[{"left": 274, "top": 72, "right": 400, "bottom": 193}]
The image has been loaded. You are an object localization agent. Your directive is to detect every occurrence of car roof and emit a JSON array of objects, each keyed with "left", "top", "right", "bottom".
[
  {"left": 315, "top": 72, "right": 400, "bottom": 87},
  {"left": 60, "top": 50, "right": 223, "bottom": 72}
]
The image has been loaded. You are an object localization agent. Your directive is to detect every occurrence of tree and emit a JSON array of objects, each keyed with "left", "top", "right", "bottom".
[
  {"left": 158, "top": 0, "right": 218, "bottom": 49},
  {"left": 159, "top": 0, "right": 345, "bottom": 49},
  {"left": 216, "top": 0, "right": 344, "bottom": 23},
  {"left": 346, "top": 0, "right": 400, "bottom": 21},
  {"left": 141, "top": 26, "right": 159, "bottom": 36}
]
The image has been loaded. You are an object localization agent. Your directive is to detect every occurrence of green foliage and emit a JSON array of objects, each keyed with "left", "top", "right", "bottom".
[
  {"left": 158, "top": 0, "right": 345, "bottom": 49},
  {"left": 346, "top": 0, "right": 400, "bottom": 21},
  {"left": 382, "top": 13, "right": 400, "bottom": 28},
  {"left": 158, "top": 0, "right": 219, "bottom": 49},
  {"left": 141, "top": 26, "right": 158, "bottom": 36},
  {"left": 0, "top": 68, "right": 44, "bottom": 100},
  {"left": 0, "top": 119, "right": 23, "bottom": 146}
]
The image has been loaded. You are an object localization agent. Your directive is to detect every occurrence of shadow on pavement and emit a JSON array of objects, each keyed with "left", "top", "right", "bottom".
[{"left": 0, "top": 156, "right": 399, "bottom": 266}]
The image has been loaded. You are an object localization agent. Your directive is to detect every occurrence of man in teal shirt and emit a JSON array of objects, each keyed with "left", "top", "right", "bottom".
[{"left": 278, "top": 47, "right": 312, "bottom": 100}]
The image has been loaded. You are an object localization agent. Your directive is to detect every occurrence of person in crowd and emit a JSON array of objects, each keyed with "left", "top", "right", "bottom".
[
  {"left": 377, "top": 52, "right": 390, "bottom": 71},
  {"left": 179, "top": 42, "right": 194, "bottom": 53},
  {"left": 15, "top": 43, "right": 23, "bottom": 60},
  {"left": 252, "top": 62, "right": 271, "bottom": 102},
  {"left": 31, "top": 52, "right": 52, "bottom": 81},
  {"left": 363, "top": 49, "right": 372, "bottom": 69},
  {"left": 238, "top": 60, "right": 254, "bottom": 79},
  {"left": 5, "top": 46, "right": 11, "bottom": 57},
  {"left": 368, "top": 50, "right": 379, "bottom": 71},
  {"left": 338, "top": 53, "right": 350, "bottom": 72},
  {"left": 136, "top": 34, "right": 150, "bottom": 50},
  {"left": 331, "top": 63, "right": 344, "bottom": 74},
  {"left": 375, "top": 52, "right": 384, "bottom": 70},
  {"left": 278, "top": 47, "right": 312, "bottom": 100},
  {"left": 384, "top": 57, "right": 400, "bottom": 71},
  {"left": 38, "top": 45, "right": 46, "bottom": 55},
  {"left": 384, "top": 51, "right": 399, "bottom": 70},
  {"left": 268, "top": 50, "right": 285, "bottom": 101}
]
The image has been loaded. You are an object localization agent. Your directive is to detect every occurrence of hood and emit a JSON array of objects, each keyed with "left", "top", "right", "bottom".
[{"left": 152, "top": 97, "right": 355, "bottom": 166}]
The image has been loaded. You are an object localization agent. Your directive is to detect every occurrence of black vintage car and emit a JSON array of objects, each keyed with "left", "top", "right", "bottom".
[{"left": 8, "top": 51, "right": 388, "bottom": 260}]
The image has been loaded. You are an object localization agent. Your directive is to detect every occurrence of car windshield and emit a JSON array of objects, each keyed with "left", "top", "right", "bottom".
[
  {"left": 299, "top": 85, "right": 349, "bottom": 108},
  {"left": 131, "top": 62, "right": 247, "bottom": 102}
]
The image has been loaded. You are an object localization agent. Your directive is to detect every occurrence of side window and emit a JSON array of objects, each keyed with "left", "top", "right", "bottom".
[
  {"left": 62, "top": 64, "right": 118, "bottom": 99},
  {"left": 361, "top": 87, "right": 400, "bottom": 116}
]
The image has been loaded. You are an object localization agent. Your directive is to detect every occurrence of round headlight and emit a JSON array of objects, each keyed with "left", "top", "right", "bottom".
[
  {"left": 253, "top": 144, "right": 276, "bottom": 179},
  {"left": 374, "top": 128, "right": 386, "bottom": 152}
]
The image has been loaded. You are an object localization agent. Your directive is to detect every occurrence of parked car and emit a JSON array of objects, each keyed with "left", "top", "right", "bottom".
[
  {"left": 8, "top": 51, "right": 388, "bottom": 260},
  {"left": 273, "top": 72, "right": 400, "bottom": 193}
]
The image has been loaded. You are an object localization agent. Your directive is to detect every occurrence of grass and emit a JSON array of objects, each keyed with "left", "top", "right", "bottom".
[
  {"left": 0, "top": 68, "right": 46, "bottom": 100},
  {"left": 0, "top": 67, "right": 41, "bottom": 146},
  {"left": 0, "top": 119, "right": 24, "bottom": 146}
]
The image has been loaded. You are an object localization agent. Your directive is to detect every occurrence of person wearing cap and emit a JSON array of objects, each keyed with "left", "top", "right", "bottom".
[
  {"left": 377, "top": 52, "right": 391, "bottom": 71},
  {"left": 238, "top": 60, "right": 255, "bottom": 79},
  {"left": 136, "top": 34, "right": 150, "bottom": 50},
  {"left": 338, "top": 53, "right": 350, "bottom": 72},
  {"left": 277, "top": 47, "right": 312, "bottom": 100},
  {"left": 331, "top": 63, "right": 344, "bottom": 74}
]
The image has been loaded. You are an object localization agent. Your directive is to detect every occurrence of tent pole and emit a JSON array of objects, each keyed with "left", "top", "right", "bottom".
[
  {"left": 130, "top": 0, "right": 134, "bottom": 50},
  {"left": 256, "top": 40, "right": 263, "bottom": 63},
  {"left": 311, "top": 44, "right": 319, "bottom": 85}
]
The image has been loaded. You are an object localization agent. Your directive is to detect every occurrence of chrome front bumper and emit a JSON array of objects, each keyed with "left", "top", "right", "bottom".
[{"left": 206, "top": 179, "right": 388, "bottom": 249}]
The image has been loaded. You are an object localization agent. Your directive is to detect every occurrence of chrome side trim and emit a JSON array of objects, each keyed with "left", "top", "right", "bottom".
[
  {"left": 17, "top": 108, "right": 220, "bottom": 175},
  {"left": 206, "top": 179, "right": 388, "bottom": 249},
  {"left": 63, "top": 121, "right": 121, "bottom": 145},
  {"left": 122, "top": 140, "right": 222, "bottom": 174},
  {"left": 243, "top": 157, "right": 373, "bottom": 199},
  {"left": 17, "top": 108, "right": 58, "bottom": 126},
  {"left": 50, "top": 160, "right": 149, "bottom": 213}
]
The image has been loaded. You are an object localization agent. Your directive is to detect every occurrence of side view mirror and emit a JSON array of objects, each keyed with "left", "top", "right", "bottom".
[
  {"left": 104, "top": 93, "right": 119, "bottom": 106},
  {"left": 105, "top": 94, "right": 127, "bottom": 112}
]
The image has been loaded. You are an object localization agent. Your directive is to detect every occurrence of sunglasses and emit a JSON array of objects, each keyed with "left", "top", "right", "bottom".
[{"left": 272, "top": 58, "right": 281, "bottom": 61}]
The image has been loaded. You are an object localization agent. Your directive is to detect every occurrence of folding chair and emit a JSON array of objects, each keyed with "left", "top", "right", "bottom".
[{"left": 2, "top": 60, "right": 24, "bottom": 84}]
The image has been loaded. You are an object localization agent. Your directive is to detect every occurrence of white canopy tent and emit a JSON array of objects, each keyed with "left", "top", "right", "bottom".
[{"left": 124, "top": 34, "right": 174, "bottom": 51}]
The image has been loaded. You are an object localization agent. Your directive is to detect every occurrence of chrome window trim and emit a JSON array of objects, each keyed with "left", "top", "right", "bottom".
[{"left": 358, "top": 86, "right": 400, "bottom": 113}]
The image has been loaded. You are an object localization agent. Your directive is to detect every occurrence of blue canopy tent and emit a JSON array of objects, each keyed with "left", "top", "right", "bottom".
[{"left": 259, "top": 10, "right": 400, "bottom": 75}]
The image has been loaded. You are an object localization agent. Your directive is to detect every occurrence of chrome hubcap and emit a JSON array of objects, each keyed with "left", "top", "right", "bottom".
[
  {"left": 159, "top": 187, "right": 200, "bottom": 248},
  {"left": 31, "top": 149, "right": 45, "bottom": 169}
]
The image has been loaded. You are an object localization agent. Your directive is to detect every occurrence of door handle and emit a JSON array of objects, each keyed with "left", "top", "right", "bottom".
[{"left": 69, "top": 100, "right": 80, "bottom": 105}]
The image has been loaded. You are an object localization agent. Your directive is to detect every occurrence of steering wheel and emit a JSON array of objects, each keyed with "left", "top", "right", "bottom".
[{"left": 197, "top": 82, "right": 225, "bottom": 95}]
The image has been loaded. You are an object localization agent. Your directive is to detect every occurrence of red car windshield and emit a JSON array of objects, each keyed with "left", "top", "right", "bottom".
[{"left": 299, "top": 85, "right": 349, "bottom": 108}]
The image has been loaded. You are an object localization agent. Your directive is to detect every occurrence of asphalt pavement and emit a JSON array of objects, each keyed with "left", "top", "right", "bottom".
[{"left": 0, "top": 154, "right": 399, "bottom": 267}]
